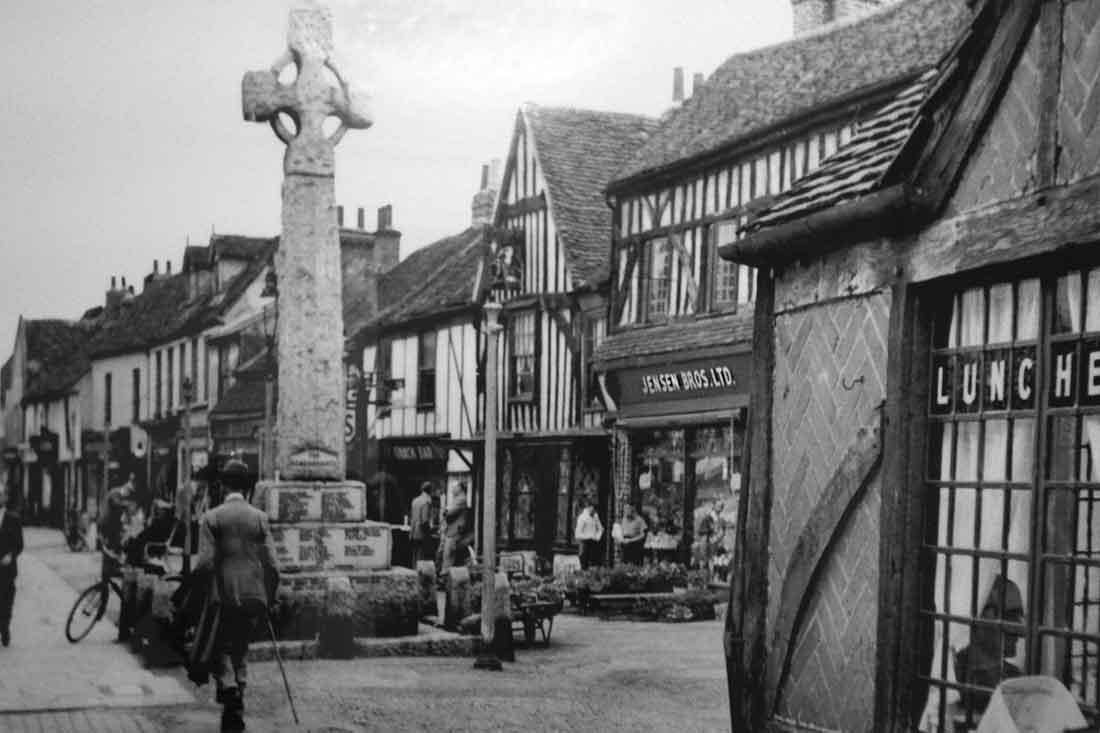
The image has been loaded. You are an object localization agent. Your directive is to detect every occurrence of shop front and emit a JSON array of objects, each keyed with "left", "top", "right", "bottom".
[
  {"left": 498, "top": 436, "right": 611, "bottom": 572},
  {"left": 603, "top": 351, "right": 751, "bottom": 578},
  {"left": 27, "top": 429, "right": 60, "bottom": 526}
]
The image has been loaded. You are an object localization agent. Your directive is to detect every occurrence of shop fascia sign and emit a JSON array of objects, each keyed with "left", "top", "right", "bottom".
[
  {"left": 616, "top": 354, "right": 750, "bottom": 407},
  {"left": 388, "top": 442, "right": 444, "bottom": 461},
  {"left": 931, "top": 338, "right": 1100, "bottom": 413}
]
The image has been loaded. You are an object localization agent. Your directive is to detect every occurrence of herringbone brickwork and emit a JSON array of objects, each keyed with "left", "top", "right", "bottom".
[
  {"left": 767, "top": 293, "right": 889, "bottom": 729},
  {"left": 949, "top": 20, "right": 1041, "bottom": 215},
  {"left": 1059, "top": 0, "right": 1100, "bottom": 184},
  {"left": 778, "top": 477, "right": 881, "bottom": 731}
]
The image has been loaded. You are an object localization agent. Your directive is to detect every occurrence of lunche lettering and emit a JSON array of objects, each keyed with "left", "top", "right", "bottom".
[
  {"left": 1055, "top": 352, "right": 1074, "bottom": 399},
  {"left": 987, "top": 358, "right": 1006, "bottom": 404},
  {"left": 1089, "top": 349, "right": 1100, "bottom": 398},
  {"left": 1017, "top": 357, "right": 1034, "bottom": 401}
]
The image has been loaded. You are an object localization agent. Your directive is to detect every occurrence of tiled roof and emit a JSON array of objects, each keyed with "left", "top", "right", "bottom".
[
  {"left": 182, "top": 245, "right": 210, "bottom": 272},
  {"left": 209, "top": 377, "right": 269, "bottom": 419},
  {"left": 211, "top": 235, "right": 274, "bottom": 261},
  {"left": 89, "top": 241, "right": 272, "bottom": 358},
  {"left": 744, "top": 69, "right": 938, "bottom": 233},
  {"left": 24, "top": 319, "right": 97, "bottom": 401},
  {"left": 616, "top": 0, "right": 969, "bottom": 183},
  {"left": 525, "top": 105, "right": 659, "bottom": 287},
  {"left": 363, "top": 227, "right": 487, "bottom": 334},
  {"left": 594, "top": 309, "right": 754, "bottom": 367}
]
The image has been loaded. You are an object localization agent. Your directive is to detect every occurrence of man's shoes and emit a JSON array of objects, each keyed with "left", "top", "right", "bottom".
[
  {"left": 220, "top": 688, "right": 245, "bottom": 732},
  {"left": 220, "top": 706, "right": 245, "bottom": 732},
  {"left": 2, "top": 629, "right": 10, "bottom": 647}
]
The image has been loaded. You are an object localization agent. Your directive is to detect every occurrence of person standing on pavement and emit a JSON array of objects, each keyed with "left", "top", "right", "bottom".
[
  {"left": 0, "top": 482, "right": 24, "bottom": 647},
  {"left": 409, "top": 482, "right": 434, "bottom": 565},
  {"left": 574, "top": 500, "right": 604, "bottom": 570},
  {"left": 196, "top": 489, "right": 279, "bottom": 732},
  {"left": 617, "top": 503, "right": 648, "bottom": 566}
]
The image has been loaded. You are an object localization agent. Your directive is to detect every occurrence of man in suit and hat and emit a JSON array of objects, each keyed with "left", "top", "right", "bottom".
[
  {"left": 0, "top": 482, "right": 23, "bottom": 647},
  {"left": 195, "top": 486, "right": 279, "bottom": 731}
]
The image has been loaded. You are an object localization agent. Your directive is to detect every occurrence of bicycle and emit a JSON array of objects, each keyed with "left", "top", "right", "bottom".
[{"left": 64, "top": 543, "right": 183, "bottom": 644}]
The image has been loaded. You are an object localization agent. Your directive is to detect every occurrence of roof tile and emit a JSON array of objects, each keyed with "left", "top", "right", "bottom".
[{"left": 617, "top": 0, "right": 969, "bottom": 182}]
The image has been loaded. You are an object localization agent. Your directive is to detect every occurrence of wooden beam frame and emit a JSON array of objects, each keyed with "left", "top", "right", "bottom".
[{"left": 497, "top": 192, "right": 547, "bottom": 221}]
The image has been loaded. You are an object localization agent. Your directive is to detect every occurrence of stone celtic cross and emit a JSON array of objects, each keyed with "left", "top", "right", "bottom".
[{"left": 242, "top": 1, "right": 370, "bottom": 482}]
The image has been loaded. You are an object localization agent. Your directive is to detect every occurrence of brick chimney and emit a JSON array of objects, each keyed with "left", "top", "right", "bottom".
[
  {"left": 672, "top": 67, "right": 685, "bottom": 104},
  {"left": 692, "top": 72, "right": 704, "bottom": 98},
  {"left": 791, "top": 0, "right": 888, "bottom": 37},
  {"left": 471, "top": 163, "right": 497, "bottom": 226},
  {"left": 374, "top": 205, "right": 400, "bottom": 271},
  {"left": 337, "top": 205, "right": 345, "bottom": 227},
  {"left": 105, "top": 275, "right": 125, "bottom": 317}
]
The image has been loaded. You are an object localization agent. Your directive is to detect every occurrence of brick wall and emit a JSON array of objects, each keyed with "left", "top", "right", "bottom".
[{"left": 766, "top": 292, "right": 889, "bottom": 731}]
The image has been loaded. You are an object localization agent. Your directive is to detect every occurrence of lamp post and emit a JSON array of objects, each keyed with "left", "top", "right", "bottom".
[
  {"left": 474, "top": 227, "right": 521, "bottom": 671},
  {"left": 181, "top": 376, "right": 194, "bottom": 575}
]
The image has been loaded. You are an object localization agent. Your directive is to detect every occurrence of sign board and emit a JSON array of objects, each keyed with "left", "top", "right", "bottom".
[
  {"left": 269, "top": 522, "right": 391, "bottom": 571},
  {"left": 265, "top": 484, "right": 367, "bottom": 523},
  {"left": 613, "top": 353, "right": 752, "bottom": 412},
  {"left": 385, "top": 441, "right": 446, "bottom": 463},
  {"left": 931, "top": 340, "right": 1100, "bottom": 414}
]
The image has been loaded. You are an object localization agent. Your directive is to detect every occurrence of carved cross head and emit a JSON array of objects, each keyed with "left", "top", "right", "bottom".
[{"left": 242, "top": 1, "right": 371, "bottom": 177}]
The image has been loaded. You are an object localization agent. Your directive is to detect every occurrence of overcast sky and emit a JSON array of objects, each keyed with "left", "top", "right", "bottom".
[{"left": 0, "top": 0, "right": 790, "bottom": 357}]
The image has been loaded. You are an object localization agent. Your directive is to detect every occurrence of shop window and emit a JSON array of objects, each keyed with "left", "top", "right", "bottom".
[
  {"left": 690, "top": 424, "right": 740, "bottom": 584},
  {"left": 634, "top": 429, "right": 686, "bottom": 553},
  {"left": 417, "top": 331, "right": 436, "bottom": 410},
  {"left": 513, "top": 470, "right": 535, "bottom": 540},
  {"left": 918, "top": 268, "right": 1100, "bottom": 730},
  {"left": 556, "top": 447, "right": 572, "bottom": 544},
  {"left": 645, "top": 238, "right": 671, "bottom": 321},
  {"left": 509, "top": 311, "right": 536, "bottom": 401}
]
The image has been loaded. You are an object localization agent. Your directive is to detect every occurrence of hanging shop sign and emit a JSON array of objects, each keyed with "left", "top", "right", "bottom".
[
  {"left": 931, "top": 339, "right": 1100, "bottom": 414},
  {"left": 614, "top": 353, "right": 752, "bottom": 411}
]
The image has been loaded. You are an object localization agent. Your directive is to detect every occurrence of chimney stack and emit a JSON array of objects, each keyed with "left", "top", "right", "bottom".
[
  {"left": 358, "top": 207, "right": 365, "bottom": 230},
  {"left": 337, "top": 205, "right": 344, "bottom": 227},
  {"left": 377, "top": 205, "right": 393, "bottom": 231},
  {"left": 166, "top": 260, "right": 172, "bottom": 275},
  {"left": 791, "top": 0, "right": 885, "bottom": 37},
  {"left": 111, "top": 276, "right": 117, "bottom": 290},
  {"left": 672, "top": 67, "right": 685, "bottom": 103},
  {"left": 692, "top": 72, "right": 704, "bottom": 97},
  {"left": 153, "top": 260, "right": 159, "bottom": 274},
  {"left": 471, "top": 163, "right": 497, "bottom": 226}
]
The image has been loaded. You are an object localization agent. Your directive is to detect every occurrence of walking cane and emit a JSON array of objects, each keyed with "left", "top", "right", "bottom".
[{"left": 264, "top": 613, "right": 300, "bottom": 725}]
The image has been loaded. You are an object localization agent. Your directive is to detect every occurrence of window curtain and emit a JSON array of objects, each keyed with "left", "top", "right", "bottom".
[{"left": 920, "top": 286, "right": 1034, "bottom": 731}]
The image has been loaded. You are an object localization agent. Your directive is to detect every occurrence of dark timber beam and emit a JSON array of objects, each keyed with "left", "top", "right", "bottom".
[{"left": 497, "top": 192, "right": 546, "bottom": 220}]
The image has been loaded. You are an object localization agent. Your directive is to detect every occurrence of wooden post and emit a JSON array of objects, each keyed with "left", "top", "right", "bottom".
[
  {"left": 263, "top": 373, "right": 275, "bottom": 481},
  {"left": 181, "top": 377, "right": 193, "bottom": 575},
  {"left": 474, "top": 300, "right": 503, "bottom": 671}
]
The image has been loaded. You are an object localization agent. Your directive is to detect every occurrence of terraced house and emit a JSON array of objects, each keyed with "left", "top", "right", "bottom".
[{"left": 723, "top": 0, "right": 1100, "bottom": 730}]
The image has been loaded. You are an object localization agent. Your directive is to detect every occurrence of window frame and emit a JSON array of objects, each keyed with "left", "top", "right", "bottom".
[
  {"left": 884, "top": 262, "right": 1100, "bottom": 730},
  {"left": 155, "top": 351, "right": 162, "bottom": 417},
  {"left": 708, "top": 217, "right": 754, "bottom": 313},
  {"left": 643, "top": 236, "right": 672, "bottom": 323},
  {"left": 416, "top": 330, "right": 436, "bottom": 411},
  {"left": 580, "top": 313, "right": 603, "bottom": 413},
  {"left": 131, "top": 367, "right": 140, "bottom": 423},
  {"left": 166, "top": 346, "right": 174, "bottom": 410},
  {"left": 508, "top": 310, "right": 537, "bottom": 403},
  {"left": 104, "top": 371, "right": 112, "bottom": 427}
]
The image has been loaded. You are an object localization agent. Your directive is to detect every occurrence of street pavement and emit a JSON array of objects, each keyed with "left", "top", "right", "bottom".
[
  {"left": 7, "top": 528, "right": 732, "bottom": 732},
  {"left": 0, "top": 528, "right": 193, "bottom": 731}
]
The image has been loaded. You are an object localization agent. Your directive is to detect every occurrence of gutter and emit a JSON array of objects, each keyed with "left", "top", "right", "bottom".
[{"left": 719, "top": 183, "right": 922, "bottom": 268}]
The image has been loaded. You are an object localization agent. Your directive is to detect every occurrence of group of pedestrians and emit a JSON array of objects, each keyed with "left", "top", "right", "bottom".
[{"left": 574, "top": 500, "right": 647, "bottom": 569}]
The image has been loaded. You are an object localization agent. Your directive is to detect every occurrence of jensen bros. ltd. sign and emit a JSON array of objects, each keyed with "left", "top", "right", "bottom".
[{"left": 615, "top": 354, "right": 752, "bottom": 410}]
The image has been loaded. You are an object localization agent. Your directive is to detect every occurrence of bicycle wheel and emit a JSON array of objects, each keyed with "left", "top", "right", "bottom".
[{"left": 66, "top": 583, "right": 108, "bottom": 643}]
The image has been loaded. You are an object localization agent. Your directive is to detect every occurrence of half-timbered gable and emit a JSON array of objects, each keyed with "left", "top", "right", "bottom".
[
  {"left": 722, "top": 1, "right": 1100, "bottom": 730},
  {"left": 353, "top": 226, "right": 486, "bottom": 526},
  {"left": 488, "top": 105, "right": 657, "bottom": 568},
  {"left": 494, "top": 105, "right": 658, "bottom": 435}
]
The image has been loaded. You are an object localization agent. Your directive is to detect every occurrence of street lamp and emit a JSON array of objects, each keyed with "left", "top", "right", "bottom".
[
  {"left": 181, "top": 375, "right": 194, "bottom": 574},
  {"left": 474, "top": 227, "right": 522, "bottom": 671}
]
